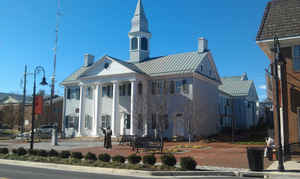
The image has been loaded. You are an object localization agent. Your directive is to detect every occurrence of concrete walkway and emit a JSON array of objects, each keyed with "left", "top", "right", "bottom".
[{"left": 267, "top": 160, "right": 300, "bottom": 172}]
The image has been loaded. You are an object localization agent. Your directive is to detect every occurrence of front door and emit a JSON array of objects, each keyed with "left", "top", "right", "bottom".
[
  {"left": 173, "top": 115, "right": 185, "bottom": 137},
  {"left": 123, "top": 114, "right": 131, "bottom": 135}
]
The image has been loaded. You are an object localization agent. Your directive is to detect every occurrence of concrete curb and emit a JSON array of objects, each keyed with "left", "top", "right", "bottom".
[
  {"left": 0, "top": 159, "right": 239, "bottom": 177},
  {"left": 1, "top": 159, "right": 300, "bottom": 178}
]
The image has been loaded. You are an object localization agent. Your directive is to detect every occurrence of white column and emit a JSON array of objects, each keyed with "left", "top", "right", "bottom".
[
  {"left": 120, "top": 113, "right": 124, "bottom": 135},
  {"left": 78, "top": 86, "right": 84, "bottom": 136},
  {"left": 112, "top": 81, "right": 119, "bottom": 137},
  {"left": 130, "top": 80, "right": 136, "bottom": 135},
  {"left": 93, "top": 84, "right": 100, "bottom": 136}
]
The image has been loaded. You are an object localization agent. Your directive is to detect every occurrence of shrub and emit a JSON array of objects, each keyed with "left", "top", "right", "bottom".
[
  {"left": 98, "top": 153, "right": 111, "bottom": 162},
  {"left": 71, "top": 152, "right": 83, "bottom": 160},
  {"left": 27, "top": 149, "right": 38, "bottom": 156},
  {"left": 12, "top": 149, "right": 18, "bottom": 155},
  {"left": 16, "top": 147, "right": 27, "bottom": 156},
  {"left": 37, "top": 149, "right": 48, "bottom": 157},
  {"left": 127, "top": 154, "right": 141, "bottom": 164},
  {"left": 59, "top": 151, "right": 71, "bottom": 159},
  {"left": 85, "top": 152, "right": 97, "bottom": 161},
  {"left": 180, "top": 156, "right": 197, "bottom": 170},
  {"left": 142, "top": 154, "right": 156, "bottom": 165},
  {"left": 0, "top": 148, "right": 9, "bottom": 154},
  {"left": 160, "top": 153, "right": 177, "bottom": 167},
  {"left": 112, "top": 155, "right": 125, "bottom": 163},
  {"left": 48, "top": 149, "right": 59, "bottom": 157}
]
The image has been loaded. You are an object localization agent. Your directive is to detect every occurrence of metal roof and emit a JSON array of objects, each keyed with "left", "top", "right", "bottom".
[
  {"left": 218, "top": 76, "right": 253, "bottom": 97},
  {"left": 135, "top": 52, "right": 207, "bottom": 76},
  {"left": 61, "top": 52, "right": 209, "bottom": 84}
]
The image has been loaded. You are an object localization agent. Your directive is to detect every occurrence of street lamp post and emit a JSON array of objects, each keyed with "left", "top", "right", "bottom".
[
  {"left": 30, "top": 66, "right": 48, "bottom": 150},
  {"left": 273, "top": 35, "right": 285, "bottom": 171}
]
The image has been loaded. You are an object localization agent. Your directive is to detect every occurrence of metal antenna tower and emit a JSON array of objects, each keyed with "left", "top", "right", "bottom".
[{"left": 50, "top": 0, "right": 62, "bottom": 124}]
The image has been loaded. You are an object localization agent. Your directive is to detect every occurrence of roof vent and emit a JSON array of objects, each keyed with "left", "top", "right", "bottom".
[
  {"left": 198, "top": 37, "right": 208, "bottom": 53},
  {"left": 84, "top": 54, "right": 95, "bottom": 67},
  {"left": 241, "top": 72, "right": 248, "bottom": 81}
]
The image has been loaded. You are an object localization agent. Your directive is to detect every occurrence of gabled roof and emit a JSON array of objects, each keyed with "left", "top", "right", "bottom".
[
  {"left": 0, "top": 93, "right": 32, "bottom": 104},
  {"left": 61, "top": 51, "right": 219, "bottom": 85},
  {"left": 256, "top": 0, "right": 300, "bottom": 41},
  {"left": 218, "top": 76, "right": 253, "bottom": 97}
]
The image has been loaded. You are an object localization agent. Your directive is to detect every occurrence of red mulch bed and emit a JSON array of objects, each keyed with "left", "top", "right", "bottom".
[{"left": 71, "top": 142, "right": 273, "bottom": 169}]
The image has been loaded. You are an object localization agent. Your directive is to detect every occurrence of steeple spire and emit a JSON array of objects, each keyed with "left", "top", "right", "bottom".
[
  {"left": 129, "top": 0, "right": 152, "bottom": 63},
  {"left": 130, "top": 0, "right": 149, "bottom": 33}
]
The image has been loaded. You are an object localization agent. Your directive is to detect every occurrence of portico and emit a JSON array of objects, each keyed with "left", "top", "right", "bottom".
[{"left": 77, "top": 77, "right": 138, "bottom": 138}]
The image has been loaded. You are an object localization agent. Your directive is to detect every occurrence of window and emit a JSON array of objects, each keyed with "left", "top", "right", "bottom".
[
  {"left": 152, "top": 81, "right": 156, "bottom": 95},
  {"left": 102, "top": 86, "right": 107, "bottom": 97},
  {"left": 85, "top": 115, "right": 92, "bottom": 130},
  {"left": 66, "top": 116, "right": 79, "bottom": 130},
  {"left": 163, "top": 80, "right": 168, "bottom": 94},
  {"left": 107, "top": 85, "right": 112, "bottom": 97},
  {"left": 131, "top": 38, "right": 138, "bottom": 50},
  {"left": 119, "top": 85, "right": 126, "bottom": 96},
  {"left": 67, "top": 87, "right": 80, "bottom": 100},
  {"left": 127, "top": 84, "right": 131, "bottom": 96},
  {"left": 293, "top": 45, "right": 300, "bottom": 71},
  {"left": 182, "top": 80, "right": 189, "bottom": 94},
  {"left": 141, "top": 37, "right": 148, "bottom": 50},
  {"left": 151, "top": 114, "right": 156, "bottom": 129},
  {"left": 175, "top": 81, "right": 182, "bottom": 94},
  {"left": 169, "top": 81, "right": 175, "bottom": 94},
  {"left": 86, "top": 87, "right": 93, "bottom": 99},
  {"left": 138, "top": 83, "right": 143, "bottom": 95},
  {"left": 101, "top": 115, "right": 111, "bottom": 128},
  {"left": 137, "top": 114, "right": 143, "bottom": 130},
  {"left": 67, "top": 88, "right": 71, "bottom": 99},
  {"left": 124, "top": 114, "right": 131, "bottom": 129}
]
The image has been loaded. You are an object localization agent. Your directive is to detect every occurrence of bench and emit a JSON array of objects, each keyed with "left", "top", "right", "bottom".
[
  {"left": 132, "top": 136, "right": 163, "bottom": 152},
  {"left": 119, "top": 135, "right": 136, "bottom": 145}
]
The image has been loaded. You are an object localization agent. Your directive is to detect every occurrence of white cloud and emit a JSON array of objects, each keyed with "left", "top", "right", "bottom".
[{"left": 259, "top": 85, "right": 267, "bottom": 90}]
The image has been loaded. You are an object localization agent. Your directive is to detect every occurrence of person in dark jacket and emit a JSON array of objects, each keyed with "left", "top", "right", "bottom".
[{"left": 101, "top": 127, "right": 112, "bottom": 149}]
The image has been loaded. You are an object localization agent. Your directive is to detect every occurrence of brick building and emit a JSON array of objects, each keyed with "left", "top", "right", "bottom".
[{"left": 256, "top": 0, "right": 300, "bottom": 152}]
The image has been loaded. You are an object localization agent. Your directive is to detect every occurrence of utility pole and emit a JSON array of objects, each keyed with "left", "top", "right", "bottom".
[
  {"left": 50, "top": 0, "right": 61, "bottom": 126},
  {"left": 21, "top": 65, "right": 27, "bottom": 133}
]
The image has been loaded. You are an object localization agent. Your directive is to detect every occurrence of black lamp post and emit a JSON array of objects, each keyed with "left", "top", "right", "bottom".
[
  {"left": 30, "top": 66, "right": 48, "bottom": 150},
  {"left": 273, "top": 35, "right": 285, "bottom": 171}
]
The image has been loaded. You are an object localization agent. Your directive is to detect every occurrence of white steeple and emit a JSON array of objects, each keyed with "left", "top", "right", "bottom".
[{"left": 129, "top": 0, "right": 151, "bottom": 63}]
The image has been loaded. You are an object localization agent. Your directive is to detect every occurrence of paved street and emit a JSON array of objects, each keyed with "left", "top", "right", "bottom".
[{"left": 0, "top": 164, "right": 260, "bottom": 179}]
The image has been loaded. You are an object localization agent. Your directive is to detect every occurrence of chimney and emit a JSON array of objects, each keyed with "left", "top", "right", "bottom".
[
  {"left": 84, "top": 54, "right": 94, "bottom": 67},
  {"left": 198, "top": 37, "right": 208, "bottom": 53}
]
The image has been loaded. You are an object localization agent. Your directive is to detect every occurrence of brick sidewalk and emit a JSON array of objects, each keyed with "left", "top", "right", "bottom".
[{"left": 71, "top": 141, "right": 273, "bottom": 169}]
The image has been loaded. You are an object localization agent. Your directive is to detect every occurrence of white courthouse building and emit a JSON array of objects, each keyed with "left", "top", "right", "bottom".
[{"left": 61, "top": 0, "right": 222, "bottom": 139}]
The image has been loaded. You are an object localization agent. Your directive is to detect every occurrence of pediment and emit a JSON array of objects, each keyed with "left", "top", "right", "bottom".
[{"left": 80, "top": 56, "right": 136, "bottom": 78}]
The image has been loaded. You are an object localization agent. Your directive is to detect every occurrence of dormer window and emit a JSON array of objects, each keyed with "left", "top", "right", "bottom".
[
  {"left": 141, "top": 37, "right": 148, "bottom": 50},
  {"left": 131, "top": 38, "right": 138, "bottom": 50},
  {"left": 293, "top": 45, "right": 300, "bottom": 71}
]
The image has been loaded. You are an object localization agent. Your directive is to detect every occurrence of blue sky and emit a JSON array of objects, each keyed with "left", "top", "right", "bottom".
[{"left": 0, "top": 0, "right": 270, "bottom": 100}]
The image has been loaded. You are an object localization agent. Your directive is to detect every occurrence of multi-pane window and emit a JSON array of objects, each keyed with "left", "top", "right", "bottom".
[
  {"left": 86, "top": 87, "right": 93, "bottom": 99},
  {"left": 138, "top": 83, "right": 143, "bottom": 95},
  {"left": 137, "top": 114, "right": 143, "bottom": 130},
  {"left": 175, "top": 81, "right": 182, "bottom": 94},
  {"left": 85, "top": 115, "right": 93, "bottom": 130},
  {"left": 152, "top": 81, "right": 156, "bottom": 95},
  {"left": 101, "top": 115, "right": 111, "bottom": 128},
  {"left": 119, "top": 85, "right": 126, "bottom": 96},
  {"left": 124, "top": 114, "right": 131, "bottom": 129},
  {"left": 67, "top": 87, "right": 80, "bottom": 100},
  {"left": 127, "top": 84, "right": 131, "bottom": 96},
  {"left": 102, "top": 85, "right": 112, "bottom": 97},
  {"left": 169, "top": 81, "right": 175, "bottom": 94},
  {"left": 182, "top": 80, "right": 189, "bottom": 94},
  {"left": 65, "top": 116, "right": 79, "bottom": 130},
  {"left": 293, "top": 45, "right": 300, "bottom": 71}
]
